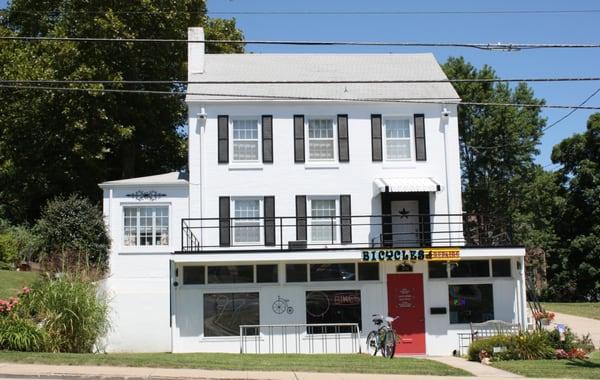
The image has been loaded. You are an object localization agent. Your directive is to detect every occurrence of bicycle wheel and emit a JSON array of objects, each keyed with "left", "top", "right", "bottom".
[
  {"left": 366, "top": 331, "right": 379, "bottom": 356},
  {"left": 382, "top": 329, "right": 396, "bottom": 358}
]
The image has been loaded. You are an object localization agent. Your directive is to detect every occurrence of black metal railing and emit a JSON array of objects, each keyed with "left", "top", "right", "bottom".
[{"left": 179, "top": 213, "right": 515, "bottom": 253}]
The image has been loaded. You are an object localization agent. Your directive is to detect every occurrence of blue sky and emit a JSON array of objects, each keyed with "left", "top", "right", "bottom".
[{"left": 3, "top": 0, "right": 599, "bottom": 168}]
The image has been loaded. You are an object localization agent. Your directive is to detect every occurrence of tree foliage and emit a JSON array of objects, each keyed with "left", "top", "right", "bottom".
[
  {"left": 547, "top": 113, "right": 600, "bottom": 300},
  {"left": 0, "top": 0, "right": 243, "bottom": 222}
]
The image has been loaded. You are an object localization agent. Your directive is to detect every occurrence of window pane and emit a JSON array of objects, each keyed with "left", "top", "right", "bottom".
[
  {"left": 492, "top": 259, "right": 512, "bottom": 277},
  {"left": 123, "top": 207, "right": 137, "bottom": 246},
  {"left": 207, "top": 265, "right": 254, "bottom": 284},
  {"left": 183, "top": 266, "right": 205, "bottom": 285},
  {"left": 449, "top": 284, "right": 494, "bottom": 324},
  {"left": 308, "top": 140, "right": 334, "bottom": 160},
  {"left": 257, "top": 264, "right": 278, "bottom": 283},
  {"left": 286, "top": 264, "right": 307, "bottom": 282},
  {"left": 306, "top": 290, "right": 362, "bottom": 333},
  {"left": 123, "top": 206, "right": 168, "bottom": 247},
  {"left": 385, "top": 119, "right": 410, "bottom": 138},
  {"left": 450, "top": 260, "right": 490, "bottom": 278},
  {"left": 204, "top": 293, "right": 259, "bottom": 336},
  {"left": 139, "top": 207, "right": 153, "bottom": 246},
  {"left": 308, "top": 119, "right": 334, "bottom": 138},
  {"left": 310, "top": 263, "right": 356, "bottom": 281},
  {"left": 428, "top": 262, "right": 448, "bottom": 278},
  {"left": 155, "top": 207, "right": 169, "bottom": 245},
  {"left": 233, "top": 119, "right": 259, "bottom": 161},
  {"left": 311, "top": 199, "right": 336, "bottom": 241},
  {"left": 386, "top": 139, "right": 411, "bottom": 159},
  {"left": 233, "top": 200, "right": 260, "bottom": 243},
  {"left": 358, "top": 263, "right": 379, "bottom": 281}
]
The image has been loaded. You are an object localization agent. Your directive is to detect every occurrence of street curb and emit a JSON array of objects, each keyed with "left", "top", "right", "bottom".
[{"left": 0, "top": 374, "right": 257, "bottom": 380}]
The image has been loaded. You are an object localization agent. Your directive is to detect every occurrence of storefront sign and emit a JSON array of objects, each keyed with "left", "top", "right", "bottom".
[{"left": 361, "top": 248, "right": 460, "bottom": 262}]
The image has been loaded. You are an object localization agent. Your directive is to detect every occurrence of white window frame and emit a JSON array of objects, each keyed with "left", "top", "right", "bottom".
[
  {"left": 122, "top": 205, "right": 170, "bottom": 248},
  {"left": 230, "top": 117, "right": 262, "bottom": 163},
  {"left": 383, "top": 117, "right": 413, "bottom": 161},
  {"left": 306, "top": 117, "right": 337, "bottom": 162},
  {"left": 231, "top": 197, "right": 263, "bottom": 246},
  {"left": 308, "top": 196, "right": 339, "bottom": 243}
]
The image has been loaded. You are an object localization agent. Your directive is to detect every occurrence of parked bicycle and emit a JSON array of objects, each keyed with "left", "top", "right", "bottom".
[{"left": 366, "top": 314, "right": 398, "bottom": 358}]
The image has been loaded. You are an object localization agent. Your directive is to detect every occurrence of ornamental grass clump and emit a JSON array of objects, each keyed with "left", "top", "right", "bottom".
[{"left": 0, "top": 275, "right": 109, "bottom": 353}]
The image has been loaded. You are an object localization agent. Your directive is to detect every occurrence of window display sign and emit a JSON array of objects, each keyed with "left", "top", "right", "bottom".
[{"left": 362, "top": 248, "right": 460, "bottom": 262}]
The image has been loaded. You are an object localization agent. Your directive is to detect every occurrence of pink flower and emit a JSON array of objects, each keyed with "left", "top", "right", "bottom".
[{"left": 21, "top": 287, "right": 31, "bottom": 295}]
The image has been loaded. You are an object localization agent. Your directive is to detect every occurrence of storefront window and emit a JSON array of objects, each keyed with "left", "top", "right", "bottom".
[
  {"left": 448, "top": 284, "right": 494, "bottom": 324},
  {"left": 207, "top": 265, "right": 254, "bottom": 284},
  {"left": 450, "top": 260, "right": 490, "bottom": 278},
  {"left": 358, "top": 263, "right": 379, "bottom": 280},
  {"left": 256, "top": 264, "right": 278, "bottom": 283},
  {"left": 203, "top": 293, "right": 259, "bottom": 336},
  {"left": 428, "top": 262, "right": 448, "bottom": 278},
  {"left": 183, "top": 266, "right": 205, "bottom": 285},
  {"left": 286, "top": 264, "right": 307, "bottom": 282},
  {"left": 306, "top": 290, "right": 361, "bottom": 332},
  {"left": 310, "top": 263, "right": 356, "bottom": 281},
  {"left": 492, "top": 259, "right": 512, "bottom": 277}
]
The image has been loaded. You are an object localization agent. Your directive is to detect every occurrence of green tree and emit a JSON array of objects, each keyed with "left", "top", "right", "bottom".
[
  {"left": 34, "top": 195, "right": 109, "bottom": 272},
  {"left": 0, "top": 1, "right": 244, "bottom": 222},
  {"left": 547, "top": 113, "right": 600, "bottom": 300}
]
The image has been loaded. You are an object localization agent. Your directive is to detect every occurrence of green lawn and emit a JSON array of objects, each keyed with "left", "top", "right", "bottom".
[
  {"left": 0, "top": 270, "right": 39, "bottom": 299},
  {"left": 0, "top": 351, "right": 471, "bottom": 376},
  {"left": 493, "top": 351, "right": 600, "bottom": 379},
  {"left": 541, "top": 302, "right": 600, "bottom": 320}
]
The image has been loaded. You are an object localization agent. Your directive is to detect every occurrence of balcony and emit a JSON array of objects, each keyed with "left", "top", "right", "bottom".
[{"left": 178, "top": 213, "right": 514, "bottom": 253}]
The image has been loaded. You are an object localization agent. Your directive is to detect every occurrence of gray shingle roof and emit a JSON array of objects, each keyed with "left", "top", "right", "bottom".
[
  {"left": 186, "top": 53, "right": 460, "bottom": 102},
  {"left": 99, "top": 171, "right": 188, "bottom": 187}
]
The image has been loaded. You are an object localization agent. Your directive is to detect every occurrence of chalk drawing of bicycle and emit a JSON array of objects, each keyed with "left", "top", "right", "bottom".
[{"left": 272, "top": 295, "right": 294, "bottom": 315}]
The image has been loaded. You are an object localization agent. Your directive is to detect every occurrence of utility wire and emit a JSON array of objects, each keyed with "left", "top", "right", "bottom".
[
  {"left": 0, "top": 84, "right": 598, "bottom": 110},
  {"left": 1, "top": 36, "right": 599, "bottom": 50},
  {"left": 2, "top": 9, "right": 600, "bottom": 16},
  {"left": 542, "top": 87, "right": 600, "bottom": 132},
  {"left": 2, "top": 77, "right": 600, "bottom": 85}
]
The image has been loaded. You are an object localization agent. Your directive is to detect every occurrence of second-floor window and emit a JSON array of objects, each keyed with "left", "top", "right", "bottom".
[
  {"left": 233, "top": 198, "right": 261, "bottom": 244},
  {"left": 310, "top": 198, "right": 337, "bottom": 242},
  {"left": 308, "top": 118, "right": 335, "bottom": 161},
  {"left": 123, "top": 206, "right": 169, "bottom": 246},
  {"left": 232, "top": 119, "right": 260, "bottom": 162},
  {"left": 384, "top": 118, "right": 412, "bottom": 160}
]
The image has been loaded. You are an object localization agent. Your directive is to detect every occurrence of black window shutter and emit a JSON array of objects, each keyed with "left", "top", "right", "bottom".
[
  {"left": 262, "top": 115, "right": 273, "bottom": 163},
  {"left": 264, "top": 196, "right": 276, "bottom": 246},
  {"left": 217, "top": 115, "right": 229, "bottom": 163},
  {"left": 295, "top": 195, "right": 307, "bottom": 241},
  {"left": 371, "top": 114, "right": 382, "bottom": 161},
  {"left": 340, "top": 195, "right": 352, "bottom": 244},
  {"left": 219, "top": 196, "right": 230, "bottom": 247},
  {"left": 414, "top": 114, "right": 427, "bottom": 161},
  {"left": 337, "top": 114, "right": 349, "bottom": 162},
  {"left": 293, "top": 115, "right": 305, "bottom": 163}
]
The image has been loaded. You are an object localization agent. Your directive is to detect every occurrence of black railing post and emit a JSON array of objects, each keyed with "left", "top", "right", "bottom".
[
  {"left": 331, "top": 216, "right": 334, "bottom": 244},
  {"left": 279, "top": 217, "right": 283, "bottom": 251},
  {"left": 181, "top": 219, "right": 185, "bottom": 252}
]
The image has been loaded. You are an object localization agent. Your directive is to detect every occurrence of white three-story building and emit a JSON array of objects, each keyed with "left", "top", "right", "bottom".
[{"left": 99, "top": 28, "right": 527, "bottom": 356}]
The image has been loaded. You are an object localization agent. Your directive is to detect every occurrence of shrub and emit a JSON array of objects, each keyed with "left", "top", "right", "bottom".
[
  {"left": 0, "top": 225, "right": 39, "bottom": 266},
  {"left": 547, "top": 327, "right": 595, "bottom": 353},
  {"left": 0, "top": 316, "right": 47, "bottom": 351},
  {"left": 468, "top": 335, "right": 513, "bottom": 361},
  {"left": 468, "top": 331, "right": 554, "bottom": 361},
  {"left": 17, "top": 275, "right": 109, "bottom": 353},
  {"left": 35, "top": 195, "right": 109, "bottom": 272}
]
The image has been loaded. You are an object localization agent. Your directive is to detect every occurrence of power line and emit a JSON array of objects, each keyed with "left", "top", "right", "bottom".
[
  {"left": 1, "top": 36, "right": 600, "bottom": 50},
  {"left": 2, "top": 77, "right": 600, "bottom": 85},
  {"left": 3, "top": 9, "right": 600, "bottom": 16},
  {"left": 542, "top": 87, "right": 600, "bottom": 132},
  {"left": 0, "top": 84, "right": 598, "bottom": 110}
]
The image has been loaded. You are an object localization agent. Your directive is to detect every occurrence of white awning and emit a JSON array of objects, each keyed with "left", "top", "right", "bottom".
[{"left": 374, "top": 177, "right": 440, "bottom": 193}]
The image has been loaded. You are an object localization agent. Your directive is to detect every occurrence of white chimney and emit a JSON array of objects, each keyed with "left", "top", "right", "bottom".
[{"left": 188, "top": 27, "right": 205, "bottom": 80}]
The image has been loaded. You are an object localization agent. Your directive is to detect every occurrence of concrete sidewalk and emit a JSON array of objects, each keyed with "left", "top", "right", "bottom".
[{"left": 0, "top": 361, "right": 579, "bottom": 380}]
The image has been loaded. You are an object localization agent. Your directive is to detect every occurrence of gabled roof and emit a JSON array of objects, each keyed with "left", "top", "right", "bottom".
[
  {"left": 186, "top": 53, "right": 460, "bottom": 102},
  {"left": 99, "top": 171, "right": 188, "bottom": 187}
]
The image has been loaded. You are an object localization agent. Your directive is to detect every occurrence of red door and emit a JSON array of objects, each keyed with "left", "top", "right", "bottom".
[{"left": 387, "top": 273, "right": 426, "bottom": 355}]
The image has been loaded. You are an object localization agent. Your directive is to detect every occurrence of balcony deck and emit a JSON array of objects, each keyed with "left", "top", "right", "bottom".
[{"left": 178, "top": 213, "right": 515, "bottom": 254}]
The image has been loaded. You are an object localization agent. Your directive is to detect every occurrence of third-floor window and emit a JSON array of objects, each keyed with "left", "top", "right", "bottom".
[
  {"left": 232, "top": 119, "right": 260, "bottom": 162},
  {"left": 308, "top": 118, "right": 336, "bottom": 161},
  {"left": 384, "top": 118, "right": 412, "bottom": 160}
]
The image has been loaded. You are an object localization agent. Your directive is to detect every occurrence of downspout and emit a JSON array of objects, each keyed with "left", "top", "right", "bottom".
[{"left": 441, "top": 107, "right": 453, "bottom": 244}]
